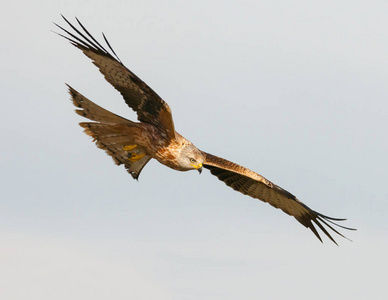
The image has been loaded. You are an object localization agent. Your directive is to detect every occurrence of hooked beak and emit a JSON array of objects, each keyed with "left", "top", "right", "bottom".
[
  {"left": 191, "top": 163, "right": 203, "bottom": 174},
  {"left": 198, "top": 166, "right": 203, "bottom": 174}
]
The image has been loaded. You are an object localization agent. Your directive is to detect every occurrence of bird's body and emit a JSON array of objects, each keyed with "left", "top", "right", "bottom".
[
  {"left": 71, "top": 86, "right": 203, "bottom": 174},
  {"left": 153, "top": 134, "right": 201, "bottom": 172},
  {"left": 56, "top": 16, "right": 354, "bottom": 244}
]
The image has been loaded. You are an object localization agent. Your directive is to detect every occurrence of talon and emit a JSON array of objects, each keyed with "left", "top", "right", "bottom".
[
  {"left": 128, "top": 153, "right": 145, "bottom": 162},
  {"left": 123, "top": 144, "right": 137, "bottom": 151}
]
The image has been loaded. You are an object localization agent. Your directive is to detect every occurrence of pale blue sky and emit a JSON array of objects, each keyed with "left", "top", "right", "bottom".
[{"left": 1, "top": 1, "right": 387, "bottom": 299}]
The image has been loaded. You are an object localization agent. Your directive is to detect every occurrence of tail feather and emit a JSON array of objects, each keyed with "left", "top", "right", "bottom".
[
  {"left": 68, "top": 84, "right": 134, "bottom": 125},
  {"left": 68, "top": 85, "right": 151, "bottom": 179}
]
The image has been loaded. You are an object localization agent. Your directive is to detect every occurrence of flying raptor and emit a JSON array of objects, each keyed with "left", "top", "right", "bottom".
[{"left": 55, "top": 16, "right": 354, "bottom": 245}]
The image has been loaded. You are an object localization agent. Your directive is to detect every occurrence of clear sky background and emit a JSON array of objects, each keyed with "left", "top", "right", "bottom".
[{"left": 1, "top": 1, "right": 387, "bottom": 299}]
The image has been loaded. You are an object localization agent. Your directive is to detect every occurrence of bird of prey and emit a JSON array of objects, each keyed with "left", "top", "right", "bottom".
[{"left": 55, "top": 16, "right": 354, "bottom": 245}]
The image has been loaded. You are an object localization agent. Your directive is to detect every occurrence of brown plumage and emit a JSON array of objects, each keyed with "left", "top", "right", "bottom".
[{"left": 55, "top": 16, "right": 355, "bottom": 245}]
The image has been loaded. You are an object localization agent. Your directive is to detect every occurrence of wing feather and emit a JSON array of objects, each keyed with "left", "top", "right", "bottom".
[
  {"left": 55, "top": 16, "right": 176, "bottom": 141},
  {"left": 202, "top": 151, "right": 355, "bottom": 244}
]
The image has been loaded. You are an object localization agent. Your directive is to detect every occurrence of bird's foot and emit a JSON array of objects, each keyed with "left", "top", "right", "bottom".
[
  {"left": 123, "top": 144, "right": 137, "bottom": 151},
  {"left": 128, "top": 152, "right": 145, "bottom": 162},
  {"left": 123, "top": 144, "right": 145, "bottom": 161}
]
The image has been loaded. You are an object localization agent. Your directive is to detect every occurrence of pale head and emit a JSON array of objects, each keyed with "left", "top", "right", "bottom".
[{"left": 178, "top": 144, "right": 205, "bottom": 173}]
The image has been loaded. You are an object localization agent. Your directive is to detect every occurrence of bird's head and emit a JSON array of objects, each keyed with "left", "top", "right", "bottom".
[{"left": 179, "top": 144, "right": 204, "bottom": 173}]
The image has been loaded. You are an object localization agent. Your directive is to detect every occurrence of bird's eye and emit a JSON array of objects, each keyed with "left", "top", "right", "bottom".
[{"left": 190, "top": 158, "right": 196, "bottom": 163}]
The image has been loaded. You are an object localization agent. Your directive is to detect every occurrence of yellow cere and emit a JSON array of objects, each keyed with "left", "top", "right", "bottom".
[{"left": 191, "top": 163, "right": 203, "bottom": 169}]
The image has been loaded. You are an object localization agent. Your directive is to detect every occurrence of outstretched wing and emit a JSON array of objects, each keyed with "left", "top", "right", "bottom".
[
  {"left": 201, "top": 151, "right": 354, "bottom": 244},
  {"left": 55, "top": 16, "right": 176, "bottom": 141}
]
